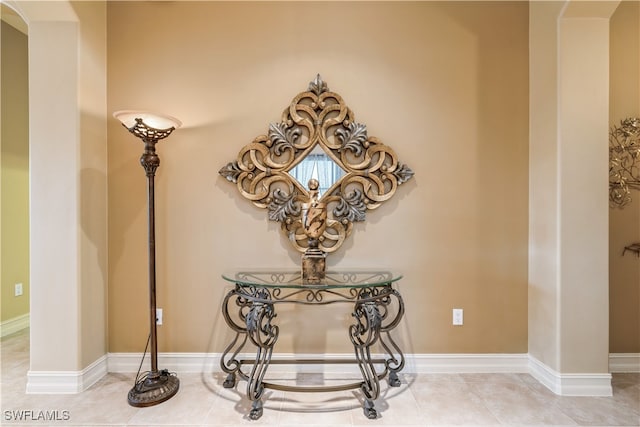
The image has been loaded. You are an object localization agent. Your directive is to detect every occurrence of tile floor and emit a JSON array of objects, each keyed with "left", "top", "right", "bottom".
[{"left": 1, "top": 329, "right": 639, "bottom": 426}]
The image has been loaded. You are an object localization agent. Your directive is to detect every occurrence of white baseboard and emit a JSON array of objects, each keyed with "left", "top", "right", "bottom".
[
  {"left": 609, "top": 353, "right": 640, "bottom": 373},
  {"left": 25, "top": 352, "right": 621, "bottom": 396},
  {"left": 107, "top": 352, "right": 221, "bottom": 374},
  {"left": 409, "top": 353, "right": 529, "bottom": 373},
  {"left": 26, "top": 354, "right": 107, "bottom": 394},
  {"left": 528, "top": 355, "right": 612, "bottom": 396},
  {"left": 0, "top": 313, "right": 29, "bottom": 338}
]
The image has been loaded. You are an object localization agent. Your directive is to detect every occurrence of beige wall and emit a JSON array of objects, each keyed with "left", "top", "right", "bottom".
[
  {"left": 1, "top": 19, "right": 29, "bottom": 323},
  {"left": 609, "top": 0, "right": 640, "bottom": 354},
  {"left": 107, "top": 1, "right": 529, "bottom": 354}
]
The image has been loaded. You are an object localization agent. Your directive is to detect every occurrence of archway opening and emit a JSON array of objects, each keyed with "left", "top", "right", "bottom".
[{"left": 1, "top": 3, "right": 30, "bottom": 339}]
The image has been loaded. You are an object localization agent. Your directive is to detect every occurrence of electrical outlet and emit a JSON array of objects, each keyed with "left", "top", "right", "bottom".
[
  {"left": 156, "top": 308, "right": 163, "bottom": 325},
  {"left": 452, "top": 308, "right": 463, "bottom": 326},
  {"left": 14, "top": 283, "right": 23, "bottom": 297}
]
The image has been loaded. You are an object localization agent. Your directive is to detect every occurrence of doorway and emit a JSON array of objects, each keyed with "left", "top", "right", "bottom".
[{"left": 0, "top": 4, "right": 30, "bottom": 338}]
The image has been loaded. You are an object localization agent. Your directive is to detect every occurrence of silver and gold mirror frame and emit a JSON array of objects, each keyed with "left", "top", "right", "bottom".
[
  {"left": 609, "top": 117, "right": 640, "bottom": 208},
  {"left": 219, "top": 75, "right": 414, "bottom": 255}
]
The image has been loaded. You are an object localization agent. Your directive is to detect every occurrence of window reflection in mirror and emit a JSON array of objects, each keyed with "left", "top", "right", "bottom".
[{"left": 288, "top": 146, "right": 346, "bottom": 197}]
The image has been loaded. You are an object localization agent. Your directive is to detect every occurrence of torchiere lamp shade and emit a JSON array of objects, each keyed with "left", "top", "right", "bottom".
[{"left": 113, "top": 110, "right": 182, "bottom": 131}]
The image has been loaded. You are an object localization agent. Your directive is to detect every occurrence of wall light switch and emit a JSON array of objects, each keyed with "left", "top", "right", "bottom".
[
  {"left": 14, "top": 283, "right": 23, "bottom": 297},
  {"left": 156, "top": 308, "right": 163, "bottom": 325},
  {"left": 452, "top": 308, "right": 463, "bottom": 325}
]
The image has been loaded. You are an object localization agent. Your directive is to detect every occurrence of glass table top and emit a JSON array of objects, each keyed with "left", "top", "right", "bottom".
[{"left": 222, "top": 270, "right": 402, "bottom": 289}]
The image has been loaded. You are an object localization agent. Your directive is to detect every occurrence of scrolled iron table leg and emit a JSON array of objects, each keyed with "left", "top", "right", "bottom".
[
  {"left": 380, "top": 289, "right": 405, "bottom": 388},
  {"left": 220, "top": 288, "right": 249, "bottom": 389},
  {"left": 350, "top": 291, "right": 383, "bottom": 419},
  {"left": 244, "top": 288, "right": 278, "bottom": 420},
  {"left": 220, "top": 330, "right": 245, "bottom": 389}
]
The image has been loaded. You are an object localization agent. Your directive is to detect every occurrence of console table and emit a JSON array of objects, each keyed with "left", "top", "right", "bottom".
[{"left": 220, "top": 270, "right": 406, "bottom": 420}]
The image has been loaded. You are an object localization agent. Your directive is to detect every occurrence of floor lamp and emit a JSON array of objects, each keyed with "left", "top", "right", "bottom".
[{"left": 113, "top": 111, "right": 181, "bottom": 407}]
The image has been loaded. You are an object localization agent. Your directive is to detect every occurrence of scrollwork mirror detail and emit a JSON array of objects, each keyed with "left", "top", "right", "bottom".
[
  {"left": 219, "top": 75, "right": 414, "bottom": 257},
  {"left": 609, "top": 117, "right": 640, "bottom": 208}
]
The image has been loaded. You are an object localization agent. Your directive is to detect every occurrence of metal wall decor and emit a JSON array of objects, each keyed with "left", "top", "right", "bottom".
[
  {"left": 219, "top": 75, "right": 414, "bottom": 259},
  {"left": 609, "top": 117, "right": 640, "bottom": 208},
  {"left": 623, "top": 243, "right": 640, "bottom": 257}
]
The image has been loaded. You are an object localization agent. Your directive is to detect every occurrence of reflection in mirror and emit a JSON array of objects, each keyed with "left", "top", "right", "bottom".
[{"left": 288, "top": 146, "right": 346, "bottom": 198}]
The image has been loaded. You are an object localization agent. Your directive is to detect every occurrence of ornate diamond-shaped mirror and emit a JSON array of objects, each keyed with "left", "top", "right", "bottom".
[{"left": 219, "top": 75, "right": 414, "bottom": 265}]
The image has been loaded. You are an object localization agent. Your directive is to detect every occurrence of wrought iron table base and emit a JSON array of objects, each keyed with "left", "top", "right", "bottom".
[{"left": 220, "top": 279, "right": 405, "bottom": 420}]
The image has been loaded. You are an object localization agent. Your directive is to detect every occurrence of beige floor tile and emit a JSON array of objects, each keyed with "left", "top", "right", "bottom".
[
  {"left": 350, "top": 384, "right": 424, "bottom": 425},
  {"left": 611, "top": 373, "right": 640, "bottom": 414},
  {"left": 202, "top": 383, "right": 282, "bottom": 425},
  {"left": 126, "top": 373, "right": 219, "bottom": 425},
  {"left": 409, "top": 373, "right": 466, "bottom": 385},
  {"left": 469, "top": 381, "right": 578, "bottom": 426},
  {"left": 555, "top": 395, "right": 640, "bottom": 426},
  {"left": 2, "top": 330, "right": 640, "bottom": 426},
  {"left": 62, "top": 374, "right": 140, "bottom": 425},
  {"left": 460, "top": 373, "right": 530, "bottom": 385},
  {"left": 410, "top": 380, "right": 500, "bottom": 425},
  {"left": 276, "top": 391, "right": 355, "bottom": 426}
]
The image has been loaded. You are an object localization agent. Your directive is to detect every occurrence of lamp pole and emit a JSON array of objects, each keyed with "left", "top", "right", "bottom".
[{"left": 142, "top": 133, "right": 160, "bottom": 374}]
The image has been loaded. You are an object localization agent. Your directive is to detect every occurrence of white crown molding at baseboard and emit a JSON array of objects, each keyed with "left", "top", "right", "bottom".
[
  {"left": 609, "top": 353, "right": 640, "bottom": 373},
  {"left": 0, "top": 313, "right": 29, "bottom": 338},
  {"left": 528, "top": 355, "right": 612, "bottom": 396},
  {"left": 26, "top": 354, "right": 107, "bottom": 394}
]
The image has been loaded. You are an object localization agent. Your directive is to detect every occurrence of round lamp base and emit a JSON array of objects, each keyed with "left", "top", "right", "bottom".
[{"left": 127, "top": 370, "right": 180, "bottom": 407}]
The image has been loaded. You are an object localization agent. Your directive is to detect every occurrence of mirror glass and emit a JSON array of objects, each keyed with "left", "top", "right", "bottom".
[{"left": 288, "top": 145, "right": 346, "bottom": 197}]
